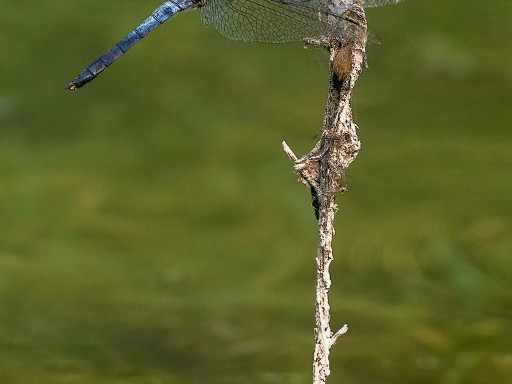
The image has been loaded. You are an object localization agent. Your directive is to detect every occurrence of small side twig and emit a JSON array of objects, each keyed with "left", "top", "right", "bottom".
[
  {"left": 282, "top": 141, "right": 298, "bottom": 162},
  {"left": 282, "top": 4, "right": 367, "bottom": 384}
]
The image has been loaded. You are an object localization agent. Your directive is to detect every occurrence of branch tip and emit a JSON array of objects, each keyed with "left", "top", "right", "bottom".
[
  {"left": 282, "top": 140, "right": 298, "bottom": 162},
  {"left": 331, "top": 324, "right": 349, "bottom": 344}
]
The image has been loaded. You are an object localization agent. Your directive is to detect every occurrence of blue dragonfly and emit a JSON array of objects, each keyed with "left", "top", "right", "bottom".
[{"left": 66, "top": 0, "right": 403, "bottom": 90}]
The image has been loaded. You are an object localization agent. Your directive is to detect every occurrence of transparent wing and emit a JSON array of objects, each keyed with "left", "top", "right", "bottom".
[
  {"left": 200, "top": 0, "right": 398, "bottom": 43},
  {"left": 200, "top": 0, "right": 332, "bottom": 43},
  {"left": 364, "top": 0, "right": 405, "bottom": 8}
]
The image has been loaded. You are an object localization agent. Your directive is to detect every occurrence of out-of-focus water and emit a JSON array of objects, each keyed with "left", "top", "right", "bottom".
[{"left": 0, "top": 0, "right": 511, "bottom": 383}]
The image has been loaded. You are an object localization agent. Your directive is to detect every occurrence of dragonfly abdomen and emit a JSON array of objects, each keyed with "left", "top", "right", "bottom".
[{"left": 66, "top": 0, "right": 197, "bottom": 90}]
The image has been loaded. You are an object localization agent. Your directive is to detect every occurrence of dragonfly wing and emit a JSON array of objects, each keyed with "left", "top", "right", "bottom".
[
  {"left": 200, "top": 0, "right": 330, "bottom": 43},
  {"left": 364, "top": 0, "right": 405, "bottom": 8}
]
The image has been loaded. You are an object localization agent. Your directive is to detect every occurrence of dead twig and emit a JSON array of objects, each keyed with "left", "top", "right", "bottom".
[{"left": 282, "top": 4, "right": 367, "bottom": 383}]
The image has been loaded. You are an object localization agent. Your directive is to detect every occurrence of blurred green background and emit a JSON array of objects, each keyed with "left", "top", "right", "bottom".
[{"left": 1, "top": 0, "right": 511, "bottom": 383}]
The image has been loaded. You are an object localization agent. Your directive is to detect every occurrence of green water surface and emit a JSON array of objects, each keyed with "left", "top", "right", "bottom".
[{"left": 0, "top": 0, "right": 511, "bottom": 383}]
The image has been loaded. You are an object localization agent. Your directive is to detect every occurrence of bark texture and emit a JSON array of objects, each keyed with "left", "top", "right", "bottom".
[{"left": 282, "top": 3, "right": 367, "bottom": 383}]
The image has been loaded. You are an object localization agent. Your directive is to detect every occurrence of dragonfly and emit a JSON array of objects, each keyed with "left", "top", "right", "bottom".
[{"left": 66, "top": 0, "right": 403, "bottom": 90}]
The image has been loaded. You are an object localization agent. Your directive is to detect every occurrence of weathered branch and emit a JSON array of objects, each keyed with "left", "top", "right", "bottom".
[{"left": 282, "top": 4, "right": 367, "bottom": 384}]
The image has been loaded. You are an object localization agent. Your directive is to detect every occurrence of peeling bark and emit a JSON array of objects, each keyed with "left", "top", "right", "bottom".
[{"left": 282, "top": 3, "right": 367, "bottom": 383}]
